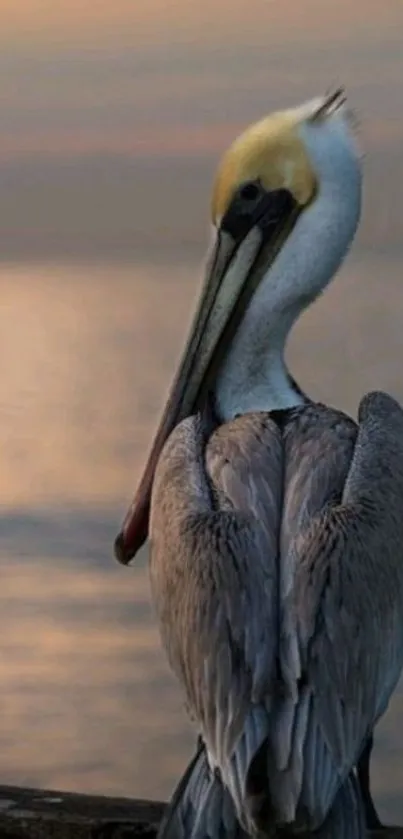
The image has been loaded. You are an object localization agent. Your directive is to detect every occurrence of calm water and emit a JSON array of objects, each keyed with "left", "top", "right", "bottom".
[{"left": 1, "top": 254, "right": 403, "bottom": 820}]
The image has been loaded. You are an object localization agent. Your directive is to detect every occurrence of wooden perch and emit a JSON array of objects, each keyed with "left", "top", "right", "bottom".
[
  {"left": 0, "top": 784, "right": 164, "bottom": 838},
  {"left": 0, "top": 783, "right": 400, "bottom": 838}
]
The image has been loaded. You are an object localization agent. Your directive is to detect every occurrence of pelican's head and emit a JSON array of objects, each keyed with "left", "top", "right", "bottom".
[
  {"left": 211, "top": 89, "right": 359, "bottom": 226},
  {"left": 115, "top": 89, "right": 362, "bottom": 564}
]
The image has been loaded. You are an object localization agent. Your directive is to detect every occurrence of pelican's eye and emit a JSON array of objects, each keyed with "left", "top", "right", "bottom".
[
  {"left": 221, "top": 181, "right": 297, "bottom": 242},
  {"left": 220, "top": 180, "right": 266, "bottom": 239},
  {"left": 238, "top": 181, "right": 261, "bottom": 203}
]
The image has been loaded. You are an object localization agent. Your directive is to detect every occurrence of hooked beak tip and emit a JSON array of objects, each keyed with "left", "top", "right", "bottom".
[{"left": 114, "top": 532, "right": 134, "bottom": 566}]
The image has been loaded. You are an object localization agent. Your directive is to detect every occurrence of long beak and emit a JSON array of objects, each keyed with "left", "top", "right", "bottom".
[{"left": 114, "top": 187, "right": 301, "bottom": 565}]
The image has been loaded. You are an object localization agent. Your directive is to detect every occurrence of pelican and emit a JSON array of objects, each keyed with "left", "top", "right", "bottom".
[{"left": 114, "top": 90, "right": 403, "bottom": 837}]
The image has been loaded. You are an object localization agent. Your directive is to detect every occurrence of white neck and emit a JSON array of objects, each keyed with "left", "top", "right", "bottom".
[
  {"left": 215, "top": 303, "right": 306, "bottom": 418},
  {"left": 214, "top": 119, "right": 362, "bottom": 422}
]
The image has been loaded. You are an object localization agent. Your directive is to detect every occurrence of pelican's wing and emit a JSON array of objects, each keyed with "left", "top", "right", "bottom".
[
  {"left": 150, "top": 392, "right": 403, "bottom": 833},
  {"left": 150, "top": 411, "right": 283, "bottom": 830},
  {"left": 157, "top": 740, "right": 248, "bottom": 839},
  {"left": 278, "top": 400, "right": 358, "bottom": 706},
  {"left": 276, "top": 392, "right": 403, "bottom": 821}
]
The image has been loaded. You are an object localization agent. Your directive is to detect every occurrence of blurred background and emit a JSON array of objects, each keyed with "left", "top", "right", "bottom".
[{"left": 0, "top": 0, "right": 403, "bottom": 822}]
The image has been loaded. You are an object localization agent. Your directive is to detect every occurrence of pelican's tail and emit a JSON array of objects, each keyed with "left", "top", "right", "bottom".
[
  {"left": 315, "top": 773, "right": 365, "bottom": 839},
  {"left": 157, "top": 740, "right": 247, "bottom": 839}
]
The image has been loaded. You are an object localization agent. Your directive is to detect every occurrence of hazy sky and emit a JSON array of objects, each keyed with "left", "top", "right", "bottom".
[
  {"left": 0, "top": 1, "right": 402, "bottom": 260},
  {"left": 2, "top": 1, "right": 402, "bottom": 48}
]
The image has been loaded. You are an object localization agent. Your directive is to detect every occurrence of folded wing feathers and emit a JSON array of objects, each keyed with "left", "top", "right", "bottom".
[{"left": 153, "top": 396, "right": 403, "bottom": 834}]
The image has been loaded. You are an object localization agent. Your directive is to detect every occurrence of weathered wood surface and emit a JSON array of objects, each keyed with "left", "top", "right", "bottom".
[
  {"left": 0, "top": 785, "right": 164, "bottom": 838},
  {"left": 0, "top": 784, "right": 401, "bottom": 838}
]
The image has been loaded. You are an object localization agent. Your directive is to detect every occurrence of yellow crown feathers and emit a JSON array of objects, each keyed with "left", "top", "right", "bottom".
[{"left": 211, "top": 102, "right": 322, "bottom": 224}]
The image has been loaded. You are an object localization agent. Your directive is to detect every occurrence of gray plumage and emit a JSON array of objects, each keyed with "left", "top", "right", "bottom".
[
  {"left": 150, "top": 393, "right": 403, "bottom": 837},
  {"left": 157, "top": 740, "right": 248, "bottom": 839},
  {"left": 158, "top": 743, "right": 365, "bottom": 839}
]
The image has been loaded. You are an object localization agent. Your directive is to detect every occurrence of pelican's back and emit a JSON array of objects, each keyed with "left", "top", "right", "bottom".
[{"left": 150, "top": 393, "right": 403, "bottom": 837}]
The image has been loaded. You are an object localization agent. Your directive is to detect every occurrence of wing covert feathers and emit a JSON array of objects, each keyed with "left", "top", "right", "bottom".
[{"left": 151, "top": 393, "right": 403, "bottom": 835}]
